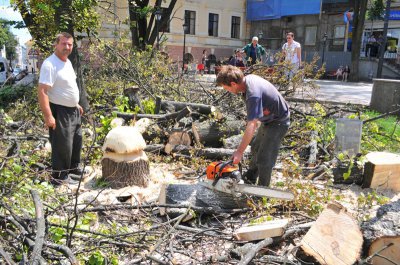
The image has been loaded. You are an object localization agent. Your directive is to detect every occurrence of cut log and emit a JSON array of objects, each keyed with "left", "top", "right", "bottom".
[
  {"left": 158, "top": 183, "right": 248, "bottom": 215},
  {"left": 368, "top": 236, "right": 400, "bottom": 265},
  {"left": 147, "top": 144, "right": 250, "bottom": 160},
  {"left": 164, "top": 131, "right": 192, "bottom": 154},
  {"left": 301, "top": 202, "right": 363, "bottom": 265},
  {"left": 115, "top": 106, "right": 192, "bottom": 123},
  {"left": 361, "top": 199, "right": 400, "bottom": 264},
  {"left": 193, "top": 120, "right": 245, "bottom": 147},
  {"left": 234, "top": 219, "right": 289, "bottom": 241},
  {"left": 160, "top": 100, "right": 216, "bottom": 115},
  {"left": 363, "top": 152, "right": 400, "bottom": 191}
]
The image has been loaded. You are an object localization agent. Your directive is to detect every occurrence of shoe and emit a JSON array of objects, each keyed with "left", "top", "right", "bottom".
[
  {"left": 69, "top": 166, "right": 91, "bottom": 181},
  {"left": 69, "top": 167, "right": 89, "bottom": 176},
  {"left": 51, "top": 176, "right": 79, "bottom": 186}
]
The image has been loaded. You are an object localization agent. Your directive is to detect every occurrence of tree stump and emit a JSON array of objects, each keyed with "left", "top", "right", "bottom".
[
  {"left": 361, "top": 199, "right": 400, "bottom": 265},
  {"left": 102, "top": 126, "right": 150, "bottom": 188}
]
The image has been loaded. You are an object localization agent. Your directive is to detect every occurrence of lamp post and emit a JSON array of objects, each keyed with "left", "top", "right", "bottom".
[
  {"left": 182, "top": 23, "right": 188, "bottom": 73},
  {"left": 155, "top": 10, "right": 162, "bottom": 50},
  {"left": 321, "top": 33, "right": 327, "bottom": 66}
]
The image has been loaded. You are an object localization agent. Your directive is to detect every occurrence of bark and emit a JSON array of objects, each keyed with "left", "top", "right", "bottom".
[
  {"left": 193, "top": 120, "right": 245, "bottom": 147},
  {"left": 30, "top": 190, "right": 45, "bottom": 265},
  {"left": 160, "top": 100, "right": 216, "bottom": 116},
  {"left": 350, "top": 0, "right": 368, "bottom": 82},
  {"left": 101, "top": 157, "right": 150, "bottom": 188}
]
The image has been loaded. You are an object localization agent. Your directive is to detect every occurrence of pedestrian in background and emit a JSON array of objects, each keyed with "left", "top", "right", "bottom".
[
  {"left": 282, "top": 32, "right": 301, "bottom": 79},
  {"left": 343, "top": 65, "right": 350, "bottom": 82},
  {"left": 242, "top": 36, "right": 266, "bottom": 66},
  {"left": 229, "top": 49, "right": 245, "bottom": 67},
  {"left": 38, "top": 32, "right": 85, "bottom": 186}
]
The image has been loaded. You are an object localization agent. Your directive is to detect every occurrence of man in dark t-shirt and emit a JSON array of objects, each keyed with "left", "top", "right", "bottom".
[{"left": 216, "top": 65, "right": 290, "bottom": 186}]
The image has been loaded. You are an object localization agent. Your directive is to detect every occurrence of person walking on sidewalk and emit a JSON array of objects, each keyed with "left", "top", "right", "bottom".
[
  {"left": 38, "top": 32, "right": 85, "bottom": 186},
  {"left": 282, "top": 32, "right": 302, "bottom": 80},
  {"left": 216, "top": 65, "right": 290, "bottom": 186}
]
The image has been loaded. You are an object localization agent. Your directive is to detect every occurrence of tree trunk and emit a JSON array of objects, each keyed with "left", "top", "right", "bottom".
[
  {"left": 350, "top": 0, "right": 368, "bottom": 82},
  {"left": 55, "top": 0, "right": 89, "bottom": 112},
  {"left": 101, "top": 152, "right": 150, "bottom": 188}
]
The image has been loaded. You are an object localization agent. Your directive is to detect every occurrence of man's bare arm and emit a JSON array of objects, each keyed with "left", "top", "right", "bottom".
[
  {"left": 232, "top": 119, "right": 259, "bottom": 164},
  {"left": 38, "top": 83, "right": 56, "bottom": 129}
]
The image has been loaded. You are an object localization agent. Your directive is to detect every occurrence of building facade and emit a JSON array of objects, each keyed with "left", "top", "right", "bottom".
[{"left": 97, "top": 0, "right": 250, "bottom": 66}]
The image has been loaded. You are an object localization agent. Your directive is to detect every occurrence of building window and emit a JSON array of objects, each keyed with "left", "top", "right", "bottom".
[
  {"left": 231, "top": 16, "right": 240, "bottom": 39},
  {"left": 334, "top": 25, "right": 346, "bottom": 45},
  {"left": 160, "top": 8, "right": 170, "bottom": 33},
  {"left": 208, "top": 13, "right": 219, "bottom": 37},
  {"left": 305, "top": 26, "right": 317, "bottom": 45},
  {"left": 185, "top": 10, "right": 196, "bottom": 35}
]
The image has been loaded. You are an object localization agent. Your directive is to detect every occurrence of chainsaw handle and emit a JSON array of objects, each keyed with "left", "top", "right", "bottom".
[{"left": 226, "top": 160, "right": 243, "bottom": 177}]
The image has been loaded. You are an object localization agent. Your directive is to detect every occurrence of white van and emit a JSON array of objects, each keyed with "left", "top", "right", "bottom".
[{"left": 0, "top": 57, "right": 11, "bottom": 84}]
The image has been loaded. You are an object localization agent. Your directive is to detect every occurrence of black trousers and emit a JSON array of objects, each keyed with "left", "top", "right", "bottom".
[
  {"left": 49, "top": 103, "right": 82, "bottom": 180},
  {"left": 246, "top": 120, "right": 289, "bottom": 186}
]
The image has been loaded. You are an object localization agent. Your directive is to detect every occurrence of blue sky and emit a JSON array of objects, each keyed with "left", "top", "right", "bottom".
[{"left": 0, "top": 0, "right": 32, "bottom": 46}]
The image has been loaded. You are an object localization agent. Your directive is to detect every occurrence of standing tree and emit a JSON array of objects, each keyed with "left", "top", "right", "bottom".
[
  {"left": 11, "top": 0, "right": 99, "bottom": 111},
  {"left": 0, "top": 19, "right": 18, "bottom": 67},
  {"left": 350, "top": 0, "right": 368, "bottom": 82},
  {"left": 128, "top": 0, "right": 177, "bottom": 49}
]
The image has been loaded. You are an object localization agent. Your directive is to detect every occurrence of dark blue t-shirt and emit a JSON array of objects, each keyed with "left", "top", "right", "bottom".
[{"left": 244, "top": 75, "right": 290, "bottom": 123}]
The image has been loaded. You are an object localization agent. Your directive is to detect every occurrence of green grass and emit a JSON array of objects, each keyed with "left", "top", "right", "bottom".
[{"left": 360, "top": 110, "right": 400, "bottom": 153}]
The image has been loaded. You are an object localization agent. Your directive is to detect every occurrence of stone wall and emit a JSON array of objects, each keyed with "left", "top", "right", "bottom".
[{"left": 370, "top": 79, "right": 400, "bottom": 113}]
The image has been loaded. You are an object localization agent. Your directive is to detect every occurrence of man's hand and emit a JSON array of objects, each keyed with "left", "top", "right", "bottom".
[
  {"left": 45, "top": 115, "right": 56, "bottom": 130},
  {"left": 232, "top": 150, "right": 244, "bottom": 164},
  {"left": 77, "top": 104, "right": 84, "bottom": 116}
]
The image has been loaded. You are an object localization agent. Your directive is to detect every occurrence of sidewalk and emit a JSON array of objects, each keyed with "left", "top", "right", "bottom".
[
  {"left": 203, "top": 74, "right": 373, "bottom": 106},
  {"left": 301, "top": 80, "right": 373, "bottom": 106}
]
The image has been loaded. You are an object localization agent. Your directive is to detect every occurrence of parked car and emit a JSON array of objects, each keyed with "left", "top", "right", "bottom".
[{"left": 0, "top": 57, "right": 12, "bottom": 85}]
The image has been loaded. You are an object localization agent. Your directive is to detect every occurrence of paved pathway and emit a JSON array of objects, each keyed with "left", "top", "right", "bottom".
[
  {"left": 201, "top": 74, "right": 374, "bottom": 106},
  {"left": 310, "top": 80, "right": 373, "bottom": 106}
]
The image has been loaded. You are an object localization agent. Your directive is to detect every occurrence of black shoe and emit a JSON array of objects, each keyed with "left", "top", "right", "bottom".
[
  {"left": 69, "top": 167, "right": 89, "bottom": 176},
  {"left": 51, "top": 176, "right": 79, "bottom": 186}
]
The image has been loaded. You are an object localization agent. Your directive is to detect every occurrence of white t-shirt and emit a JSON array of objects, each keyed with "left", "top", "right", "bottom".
[
  {"left": 39, "top": 53, "right": 79, "bottom": 107},
  {"left": 282, "top": 41, "right": 301, "bottom": 65}
]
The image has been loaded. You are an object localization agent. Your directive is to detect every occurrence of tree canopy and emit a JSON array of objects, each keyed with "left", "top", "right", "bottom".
[{"left": 0, "top": 19, "right": 18, "bottom": 63}]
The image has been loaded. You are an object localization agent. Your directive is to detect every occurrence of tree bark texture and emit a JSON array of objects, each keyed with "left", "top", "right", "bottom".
[{"left": 101, "top": 158, "right": 150, "bottom": 188}]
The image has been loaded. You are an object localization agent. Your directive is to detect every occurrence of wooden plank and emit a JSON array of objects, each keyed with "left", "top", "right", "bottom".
[
  {"left": 369, "top": 236, "right": 400, "bottom": 265},
  {"left": 234, "top": 219, "right": 289, "bottom": 241},
  {"left": 301, "top": 202, "right": 363, "bottom": 265},
  {"left": 363, "top": 152, "right": 400, "bottom": 191}
]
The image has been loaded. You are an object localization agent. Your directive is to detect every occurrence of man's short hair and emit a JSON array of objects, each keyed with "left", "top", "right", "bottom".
[
  {"left": 54, "top": 32, "right": 73, "bottom": 45},
  {"left": 216, "top": 65, "right": 244, "bottom": 86},
  {"left": 252, "top": 36, "right": 259, "bottom": 42}
]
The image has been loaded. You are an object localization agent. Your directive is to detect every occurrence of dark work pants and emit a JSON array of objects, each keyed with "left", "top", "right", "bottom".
[
  {"left": 49, "top": 103, "right": 82, "bottom": 180},
  {"left": 246, "top": 120, "right": 289, "bottom": 186}
]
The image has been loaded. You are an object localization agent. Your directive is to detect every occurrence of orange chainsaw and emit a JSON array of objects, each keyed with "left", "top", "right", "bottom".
[{"left": 200, "top": 160, "right": 294, "bottom": 200}]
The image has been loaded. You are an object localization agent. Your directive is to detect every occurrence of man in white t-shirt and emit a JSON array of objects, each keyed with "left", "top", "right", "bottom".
[
  {"left": 38, "top": 32, "right": 84, "bottom": 186},
  {"left": 282, "top": 32, "right": 302, "bottom": 79}
]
